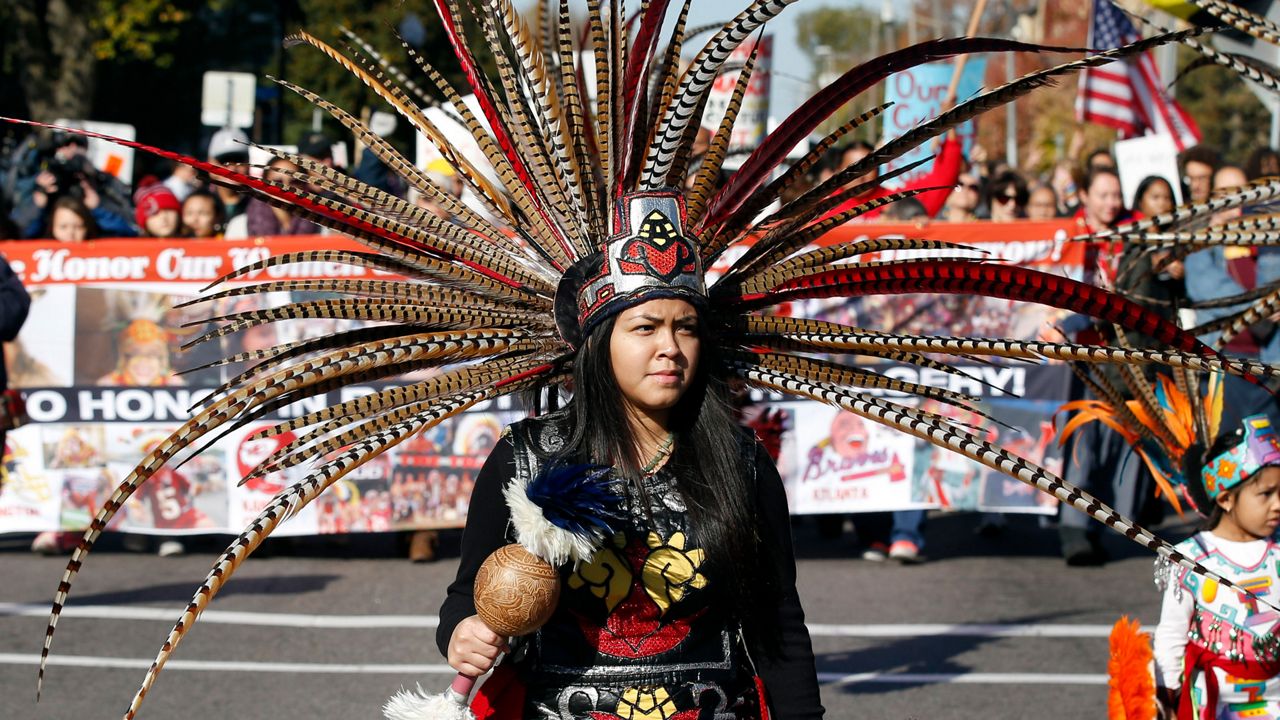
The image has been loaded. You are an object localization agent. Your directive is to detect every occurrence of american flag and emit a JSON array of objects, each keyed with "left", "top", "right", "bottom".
[{"left": 1076, "top": 0, "right": 1201, "bottom": 150}]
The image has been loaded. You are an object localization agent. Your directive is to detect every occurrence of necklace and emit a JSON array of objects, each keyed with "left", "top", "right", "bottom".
[{"left": 641, "top": 432, "right": 675, "bottom": 476}]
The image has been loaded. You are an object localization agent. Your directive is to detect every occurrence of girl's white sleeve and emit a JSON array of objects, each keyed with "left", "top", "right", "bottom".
[{"left": 1152, "top": 578, "right": 1194, "bottom": 689}]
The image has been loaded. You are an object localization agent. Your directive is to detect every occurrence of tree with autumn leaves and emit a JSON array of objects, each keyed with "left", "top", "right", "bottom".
[
  {"left": 0, "top": 0, "right": 479, "bottom": 168},
  {"left": 792, "top": 0, "right": 1272, "bottom": 173}
]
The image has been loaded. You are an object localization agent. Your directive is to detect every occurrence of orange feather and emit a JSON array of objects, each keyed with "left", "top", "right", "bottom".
[{"left": 1108, "top": 616, "right": 1156, "bottom": 720}]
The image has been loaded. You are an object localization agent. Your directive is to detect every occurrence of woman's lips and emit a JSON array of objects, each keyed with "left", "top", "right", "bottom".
[{"left": 649, "top": 371, "right": 683, "bottom": 385}]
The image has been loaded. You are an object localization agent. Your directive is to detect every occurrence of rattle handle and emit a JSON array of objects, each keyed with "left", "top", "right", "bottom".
[{"left": 447, "top": 673, "right": 477, "bottom": 705}]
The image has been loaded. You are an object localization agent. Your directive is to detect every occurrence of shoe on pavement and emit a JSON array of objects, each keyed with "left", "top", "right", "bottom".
[
  {"left": 408, "top": 530, "right": 438, "bottom": 563},
  {"left": 974, "top": 520, "right": 1005, "bottom": 538},
  {"left": 889, "top": 540, "right": 924, "bottom": 564},
  {"left": 1063, "top": 541, "right": 1109, "bottom": 567},
  {"left": 122, "top": 533, "right": 151, "bottom": 553},
  {"left": 31, "top": 531, "right": 77, "bottom": 555},
  {"left": 157, "top": 540, "right": 186, "bottom": 557},
  {"left": 860, "top": 542, "right": 889, "bottom": 562}
]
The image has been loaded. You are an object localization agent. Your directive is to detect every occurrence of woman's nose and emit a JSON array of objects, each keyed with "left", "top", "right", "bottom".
[{"left": 656, "top": 330, "right": 681, "bottom": 356}]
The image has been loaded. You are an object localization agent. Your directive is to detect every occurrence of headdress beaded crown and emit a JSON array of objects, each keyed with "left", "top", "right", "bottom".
[
  {"left": 1203, "top": 414, "right": 1280, "bottom": 500},
  {"left": 15, "top": 0, "right": 1280, "bottom": 715},
  {"left": 558, "top": 191, "right": 705, "bottom": 345}
]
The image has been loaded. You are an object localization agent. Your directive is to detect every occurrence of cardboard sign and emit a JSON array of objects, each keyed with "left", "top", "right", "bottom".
[
  {"left": 1114, "top": 133, "right": 1184, "bottom": 208},
  {"left": 201, "top": 71, "right": 257, "bottom": 129},
  {"left": 880, "top": 59, "right": 987, "bottom": 186},
  {"left": 702, "top": 35, "right": 774, "bottom": 151}
]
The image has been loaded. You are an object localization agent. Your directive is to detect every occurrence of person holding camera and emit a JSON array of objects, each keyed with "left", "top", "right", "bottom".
[{"left": 11, "top": 132, "right": 134, "bottom": 239}]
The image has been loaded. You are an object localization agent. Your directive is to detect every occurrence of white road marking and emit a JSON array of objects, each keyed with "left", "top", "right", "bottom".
[
  {"left": 0, "top": 603, "right": 1120, "bottom": 638},
  {"left": 0, "top": 653, "right": 1109, "bottom": 684},
  {"left": 0, "top": 602, "right": 439, "bottom": 628},
  {"left": 0, "top": 653, "right": 452, "bottom": 674},
  {"left": 806, "top": 623, "right": 1118, "bottom": 638},
  {"left": 819, "top": 671, "right": 1107, "bottom": 685}
]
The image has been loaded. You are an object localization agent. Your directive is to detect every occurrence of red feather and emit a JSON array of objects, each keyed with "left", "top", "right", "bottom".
[
  {"left": 736, "top": 260, "right": 1221, "bottom": 357},
  {"left": 0, "top": 117, "right": 532, "bottom": 291},
  {"left": 429, "top": 0, "right": 575, "bottom": 263},
  {"left": 699, "top": 37, "right": 1075, "bottom": 230},
  {"left": 619, "top": 0, "right": 674, "bottom": 185}
]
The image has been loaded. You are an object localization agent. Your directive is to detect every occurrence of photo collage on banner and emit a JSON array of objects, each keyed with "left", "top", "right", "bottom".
[{"left": 0, "top": 227, "right": 1080, "bottom": 534}]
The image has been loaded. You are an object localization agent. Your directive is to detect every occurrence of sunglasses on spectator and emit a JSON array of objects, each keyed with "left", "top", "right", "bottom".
[
  {"left": 959, "top": 182, "right": 980, "bottom": 191},
  {"left": 994, "top": 193, "right": 1019, "bottom": 204}
]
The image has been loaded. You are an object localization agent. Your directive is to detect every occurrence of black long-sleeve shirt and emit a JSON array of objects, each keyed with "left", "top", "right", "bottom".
[{"left": 437, "top": 433, "right": 825, "bottom": 719}]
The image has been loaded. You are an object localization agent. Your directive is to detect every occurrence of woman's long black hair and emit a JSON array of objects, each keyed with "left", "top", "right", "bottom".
[{"left": 560, "top": 309, "right": 783, "bottom": 654}]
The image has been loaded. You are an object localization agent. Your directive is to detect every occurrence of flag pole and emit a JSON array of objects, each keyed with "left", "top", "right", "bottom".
[{"left": 943, "top": 0, "right": 992, "bottom": 108}]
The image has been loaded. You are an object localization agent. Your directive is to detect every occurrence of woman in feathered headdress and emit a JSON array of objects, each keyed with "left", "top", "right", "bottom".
[
  {"left": 21, "top": 1, "right": 1280, "bottom": 718},
  {"left": 435, "top": 193, "right": 822, "bottom": 719}
]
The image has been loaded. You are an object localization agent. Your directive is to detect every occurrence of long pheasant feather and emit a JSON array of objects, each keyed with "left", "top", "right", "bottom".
[
  {"left": 641, "top": 0, "right": 800, "bottom": 187},
  {"left": 738, "top": 363, "right": 1275, "bottom": 610},
  {"left": 728, "top": 315, "right": 1278, "bottom": 379}
]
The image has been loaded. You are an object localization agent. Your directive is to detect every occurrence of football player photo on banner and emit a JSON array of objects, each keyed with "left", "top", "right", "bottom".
[{"left": 788, "top": 403, "right": 920, "bottom": 513}]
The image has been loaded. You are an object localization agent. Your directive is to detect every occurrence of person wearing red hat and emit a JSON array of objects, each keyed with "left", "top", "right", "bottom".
[{"left": 133, "top": 182, "right": 182, "bottom": 237}]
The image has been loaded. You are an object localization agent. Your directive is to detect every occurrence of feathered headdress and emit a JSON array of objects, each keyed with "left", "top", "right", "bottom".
[
  {"left": 13, "top": 1, "right": 1280, "bottom": 717},
  {"left": 1058, "top": 369, "right": 1222, "bottom": 516}
]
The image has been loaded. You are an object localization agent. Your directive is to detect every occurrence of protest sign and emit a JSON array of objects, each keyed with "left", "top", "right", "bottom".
[
  {"left": 880, "top": 59, "right": 987, "bottom": 187},
  {"left": 1114, "top": 133, "right": 1184, "bottom": 207}
]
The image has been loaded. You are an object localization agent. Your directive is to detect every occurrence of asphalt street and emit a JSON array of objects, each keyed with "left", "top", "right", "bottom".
[{"left": 0, "top": 512, "right": 1177, "bottom": 719}]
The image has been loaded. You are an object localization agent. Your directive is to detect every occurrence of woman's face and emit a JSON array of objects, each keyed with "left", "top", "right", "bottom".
[
  {"left": 145, "top": 209, "right": 181, "bottom": 238},
  {"left": 182, "top": 196, "right": 218, "bottom": 237},
  {"left": 1025, "top": 187, "right": 1057, "bottom": 220},
  {"left": 1139, "top": 181, "right": 1174, "bottom": 217},
  {"left": 989, "top": 184, "right": 1022, "bottom": 222},
  {"left": 609, "top": 298, "right": 701, "bottom": 420},
  {"left": 51, "top": 207, "right": 87, "bottom": 242}
]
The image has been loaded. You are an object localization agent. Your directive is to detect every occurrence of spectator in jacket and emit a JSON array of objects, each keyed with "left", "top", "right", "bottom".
[
  {"left": 207, "top": 128, "right": 251, "bottom": 222},
  {"left": 823, "top": 132, "right": 964, "bottom": 221},
  {"left": 1184, "top": 164, "right": 1280, "bottom": 439},
  {"left": 134, "top": 182, "right": 183, "bottom": 238},
  {"left": 224, "top": 157, "right": 320, "bottom": 239}
]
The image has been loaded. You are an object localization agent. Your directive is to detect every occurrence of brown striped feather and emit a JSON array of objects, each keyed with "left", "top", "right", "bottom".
[
  {"left": 686, "top": 41, "right": 757, "bottom": 224},
  {"left": 728, "top": 315, "right": 1280, "bottom": 379},
  {"left": 736, "top": 363, "right": 1277, "bottom": 614},
  {"left": 119, "top": 387, "right": 512, "bottom": 719}
]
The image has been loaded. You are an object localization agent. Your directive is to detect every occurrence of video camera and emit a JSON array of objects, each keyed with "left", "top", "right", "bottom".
[{"left": 42, "top": 155, "right": 96, "bottom": 203}]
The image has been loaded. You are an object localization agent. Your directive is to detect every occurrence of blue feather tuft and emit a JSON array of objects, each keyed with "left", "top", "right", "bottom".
[{"left": 525, "top": 463, "right": 624, "bottom": 540}]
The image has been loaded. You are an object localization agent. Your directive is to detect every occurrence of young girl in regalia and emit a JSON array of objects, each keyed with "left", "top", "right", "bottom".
[{"left": 1154, "top": 415, "right": 1280, "bottom": 719}]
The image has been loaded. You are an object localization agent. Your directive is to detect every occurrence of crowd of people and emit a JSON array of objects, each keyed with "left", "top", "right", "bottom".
[
  {"left": 3, "top": 123, "right": 1277, "bottom": 243},
  {"left": 0, "top": 127, "right": 382, "bottom": 242},
  {"left": 4, "top": 120, "right": 1279, "bottom": 572}
]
